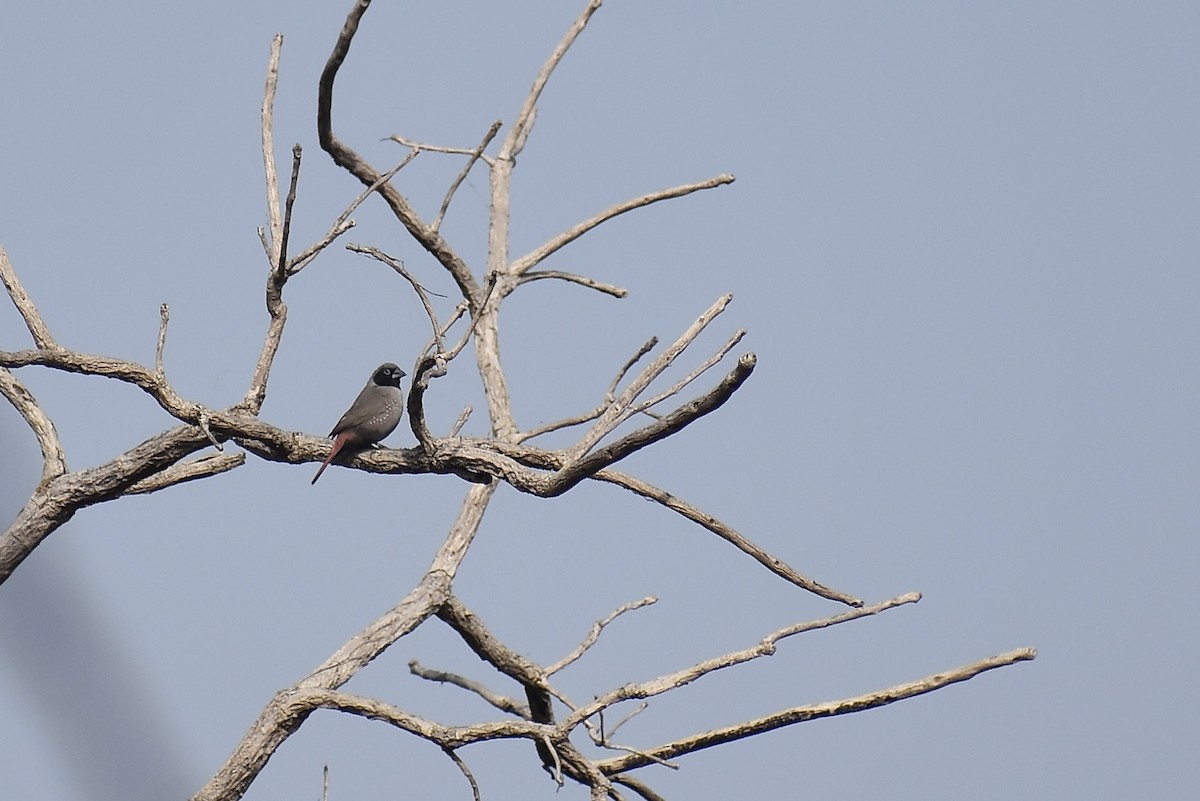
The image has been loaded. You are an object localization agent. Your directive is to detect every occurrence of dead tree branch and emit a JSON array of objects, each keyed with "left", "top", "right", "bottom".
[
  {"left": 0, "top": 2, "right": 1036, "bottom": 799},
  {"left": 596, "top": 647, "right": 1038, "bottom": 775}
]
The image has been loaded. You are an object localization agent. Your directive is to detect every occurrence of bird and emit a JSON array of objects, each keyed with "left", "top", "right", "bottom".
[{"left": 311, "top": 362, "right": 406, "bottom": 484}]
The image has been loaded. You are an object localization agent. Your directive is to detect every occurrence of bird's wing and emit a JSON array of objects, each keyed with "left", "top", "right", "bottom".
[{"left": 328, "top": 384, "right": 382, "bottom": 437}]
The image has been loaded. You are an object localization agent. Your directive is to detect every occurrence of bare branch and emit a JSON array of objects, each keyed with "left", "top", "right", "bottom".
[
  {"left": 547, "top": 352, "right": 756, "bottom": 495},
  {"left": 601, "top": 703, "right": 650, "bottom": 743},
  {"left": 1, "top": 425, "right": 213, "bottom": 584},
  {"left": 502, "top": 0, "right": 603, "bottom": 161},
  {"left": 276, "top": 144, "right": 302, "bottom": 278},
  {"left": 0, "top": 348, "right": 195, "bottom": 427},
  {"left": 547, "top": 596, "right": 658, "bottom": 676},
  {"left": 0, "top": 246, "right": 57, "bottom": 348},
  {"left": 627, "top": 329, "right": 746, "bottom": 419},
  {"left": 516, "top": 269, "right": 628, "bottom": 298},
  {"left": 408, "top": 659, "right": 532, "bottom": 719},
  {"left": 0, "top": 367, "right": 67, "bottom": 484},
  {"left": 260, "top": 33, "right": 284, "bottom": 265},
  {"left": 611, "top": 775, "right": 668, "bottom": 801},
  {"left": 193, "top": 480, "right": 497, "bottom": 801},
  {"left": 595, "top": 469, "right": 863, "bottom": 607},
  {"left": 242, "top": 42, "right": 294, "bottom": 413},
  {"left": 433, "top": 120, "right": 503, "bottom": 233},
  {"left": 437, "top": 596, "right": 553, "bottom": 702},
  {"left": 448, "top": 405, "right": 472, "bottom": 437},
  {"left": 442, "top": 747, "right": 482, "bottom": 801},
  {"left": 597, "top": 647, "right": 1038, "bottom": 774},
  {"left": 126, "top": 452, "right": 246, "bottom": 495},
  {"left": 543, "top": 735, "right": 565, "bottom": 788},
  {"left": 568, "top": 593, "right": 922, "bottom": 725},
  {"left": 348, "top": 244, "right": 446, "bottom": 350},
  {"left": 518, "top": 337, "right": 658, "bottom": 443},
  {"left": 606, "top": 338, "right": 658, "bottom": 402},
  {"left": 317, "top": 0, "right": 481, "bottom": 307},
  {"left": 567, "top": 294, "right": 734, "bottom": 460},
  {"left": 306, "top": 687, "right": 555, "bottom": 748},
  {"left": 289, "top": 150, "right": 420, "bottom": 276},
  {"left": 509, "top": 174, "right": 735, "bottom": 277},
  {"left": 387, "top": 134, "right": 496, "bottom": 161}
]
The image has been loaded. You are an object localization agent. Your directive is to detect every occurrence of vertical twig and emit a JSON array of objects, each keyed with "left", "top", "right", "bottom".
[
  {"left": 155, "top": 303, "right": 169, "bottom": 377},
  {"left": 261, "top": 33, "right": 284, "bottom": 265},
  {"left": 242, "top": 36, "right": 292, "bottom": 412},
  {"left": 432, "top": 120, "right": 502, "bottom": 233}
]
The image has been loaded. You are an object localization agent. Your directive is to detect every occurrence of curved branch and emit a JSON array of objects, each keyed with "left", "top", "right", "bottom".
[
  {"left": 0, "top": 366, "right": 67, "bottom": 485},
  {"left": 317, "top": 0, "right": 480, "bottom": 307},
  {"left": 547, "top": 596, "right": 658, "bottom": 676}
]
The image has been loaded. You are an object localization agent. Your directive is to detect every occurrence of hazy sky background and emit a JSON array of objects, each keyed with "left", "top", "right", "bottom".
[{"left": 2, "top": 2, "right": 1197, "bottom": 799}]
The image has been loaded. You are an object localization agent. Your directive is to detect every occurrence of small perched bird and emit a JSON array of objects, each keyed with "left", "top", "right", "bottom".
[{"left": 311, "top": 362, "right": 406, "bottom": 484}]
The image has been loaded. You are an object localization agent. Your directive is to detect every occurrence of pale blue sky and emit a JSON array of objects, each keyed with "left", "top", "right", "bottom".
[{"left": 2, "top": 2, "right": 1197, "bottom": 799}]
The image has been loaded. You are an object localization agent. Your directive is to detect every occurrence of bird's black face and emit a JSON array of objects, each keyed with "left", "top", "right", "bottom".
[{"left": 372, "top": 363, "right": 406, "bottom": 388}]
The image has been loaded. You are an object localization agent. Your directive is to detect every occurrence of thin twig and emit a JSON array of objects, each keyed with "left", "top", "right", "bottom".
[
  {"left": 509, "top": 174, "right": 735, "bottom": 276},
  {"left": 565, "top": 593, "right": 923, "bottom": 730},
  {"left": 387, "top": 134, "right": 496, "bottom": 161},
  {"left": 502, "top": 0, "right": 603, "bottom": 160},
  {"left": 516, "top": 269, "right": 627, "bottom": 298},
  {"left": 607, "top": 338, "right": 658, "bottom": 398},
  {"left": 548, "top": 352, "right": 756, "bottom": 495},
  {"left": 566, "top": 294, "right": 733, "bottom": 460},
  {"left": 433, "top": 120, "right": 503, "bottom": 233},
  {"left": 611, "top": 776, "right": 667, "bottom": 801},
  {"left": 349, "top": 244, "right": 445, "bottom": 349},
  {"left": 626, "top": 329, "right": 746, "bottom": 419},
  {"left": 547, "top": 597, "right": 657, "bottom": 675},
  {"left": 442, "top": 748, "right": 482, "bottom": 801},
  {"left": 448, "top": 406, "right": 472, "bottom": 437},
  {"left": 289, "top": 150, "right": 419, "bottom": 275},
  {"left": 275, "top": 144, "right": 302, "bottom": 278},
  {"left": 594, "top": 468, "right": 863, "bottom": 606},
  {"left": 542, "top": 734, "right": 564, "bottom": 788},
  {"left": 602, "top": 702, "right": 650, "bottom": 742}
]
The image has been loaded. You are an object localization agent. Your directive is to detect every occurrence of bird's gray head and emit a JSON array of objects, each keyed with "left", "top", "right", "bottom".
[{"left": 372, "top": 363, "right": 406, "bottom": 387}]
